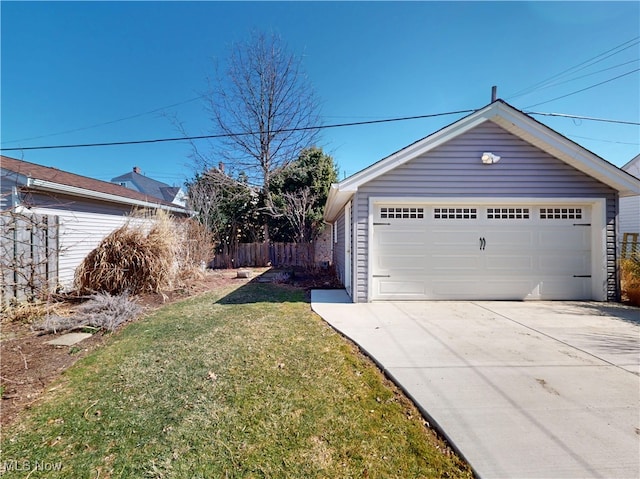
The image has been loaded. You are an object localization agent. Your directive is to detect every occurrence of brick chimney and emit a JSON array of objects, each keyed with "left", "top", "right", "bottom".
[{"left": 133, "top": 166, "right": 141, "bottom": 174}]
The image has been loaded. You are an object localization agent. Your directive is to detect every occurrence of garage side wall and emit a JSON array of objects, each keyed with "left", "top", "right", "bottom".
[{"left": 354, "top": 121, "right": 618, "bottom": 302}]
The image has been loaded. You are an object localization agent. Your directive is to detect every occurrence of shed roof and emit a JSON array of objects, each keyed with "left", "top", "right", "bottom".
[{"left": 324, "top": 100, "right": 640, "bottom": 222}]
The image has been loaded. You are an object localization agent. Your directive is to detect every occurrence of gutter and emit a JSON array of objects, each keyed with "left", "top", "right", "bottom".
[{"left": 26, "top": 178, "right": 194, "bottom": 215}]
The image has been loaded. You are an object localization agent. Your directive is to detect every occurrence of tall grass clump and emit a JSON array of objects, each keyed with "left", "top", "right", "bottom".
[
  {"left": 620, "top": 258, "right": 640, "bottom": 306},
  {"left": 75, "top": 211, "right": 185, "bottom": 295}
]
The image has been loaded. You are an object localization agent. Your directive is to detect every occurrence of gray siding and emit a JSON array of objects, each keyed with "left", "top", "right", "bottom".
[
  {"left": 353, "top": 121, "right": 618, "bottom": 302},
  {"left": 333, "top": 210, "right": 346, "bottom": 287}
]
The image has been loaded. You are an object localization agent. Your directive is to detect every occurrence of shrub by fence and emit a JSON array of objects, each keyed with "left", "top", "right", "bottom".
[
  {"left": 210, "top": 242, "right": 315, "bottom": 269},
  {"left": 1, "top": 211, "right": 59, "bottom": 307}
]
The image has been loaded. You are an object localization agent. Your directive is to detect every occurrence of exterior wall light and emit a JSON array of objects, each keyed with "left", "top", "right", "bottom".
[{"left": 481, "top": 152, "right": 501, "bottom": 164}]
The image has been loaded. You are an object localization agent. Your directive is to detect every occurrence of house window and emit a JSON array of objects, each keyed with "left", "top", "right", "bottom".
[
  {"left": 540, "top": 208, "right": 582, "bottom": 220},
  {"left": 487, "top": 208, "right": 530, "bottom": 219},
  {"left": 434, "top": 208, "right": 477, "bottom": 219},
  {"left": 380, "top": 207, "right": 424, "bottom": 219}
]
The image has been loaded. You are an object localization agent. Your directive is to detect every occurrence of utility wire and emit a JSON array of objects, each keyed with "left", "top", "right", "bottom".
[
  {"left": 526, "top": 111, "right": 640, "bottom": 125},
  {"left": 525, "top": 59, "right": 639, "bottom": 94},
  {"left": 1, "top": 96, "right": 202, "bottom": 145},
  {"left": 506, "top": 36, "right": 639, "bottom": 100},
  {"left": 523, "top": 68, "right": 640, "bottom": 109},
  {"left": 3, "top": 107, "right": 637, "bottom": 154},
  {"left": 0, "top": 109, "right": 475, "bottom": 152}
]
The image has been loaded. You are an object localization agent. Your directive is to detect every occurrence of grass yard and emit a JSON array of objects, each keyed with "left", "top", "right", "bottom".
[{"left": 1, "top": 281, "right": 472, "bottom": 478}]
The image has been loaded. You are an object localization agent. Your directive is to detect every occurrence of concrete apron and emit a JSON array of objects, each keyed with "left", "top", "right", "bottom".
[{"left": 311, "top": 291, "right": 640, "bottom": 479}]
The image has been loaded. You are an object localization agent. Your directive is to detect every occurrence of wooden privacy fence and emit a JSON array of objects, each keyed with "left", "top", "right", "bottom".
[
  {"left": 1, "top": 212, "right": 59, "bottom": 306},
  {"left": 210, "top": 242, "right": 315, "bottom": 269}
]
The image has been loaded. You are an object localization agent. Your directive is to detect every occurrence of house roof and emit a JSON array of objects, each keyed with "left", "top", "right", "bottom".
[
  {"left": 324, "top": 100, "right": 640, "bottom": 222},
  {"left": 1, "top": 155, "right": 189, "bottom": 214},
  {"left": 621, "top": 153, "right": 640, "bottom": 174},
  {"left": 111, "top": 170, "right": 183, "bottom": 203}
]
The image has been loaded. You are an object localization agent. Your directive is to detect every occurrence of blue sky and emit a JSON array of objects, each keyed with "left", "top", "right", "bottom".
[{"left": 1, "top": 1, "right": 639, "bottom": 188}]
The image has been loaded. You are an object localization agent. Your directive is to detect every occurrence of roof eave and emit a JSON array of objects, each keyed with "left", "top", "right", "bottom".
[
  {"left": 323, "top": 184, "right": 355, "bottom": 223},
  {"left": 26, "top": 178, "right": 192, "bottom": 215}
]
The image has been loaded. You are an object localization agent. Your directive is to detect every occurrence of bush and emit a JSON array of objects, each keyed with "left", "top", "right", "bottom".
[
  {"left": 75, "top": 211, "right": 178, "bottom": 295},
  {"left": 620, "top": 258, "right": 640, "bottom": 306}
]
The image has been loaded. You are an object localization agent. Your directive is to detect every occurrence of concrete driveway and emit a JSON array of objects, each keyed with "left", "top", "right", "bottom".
[{"left": 311, "top": 291, "right": 640, "bottom": 479}]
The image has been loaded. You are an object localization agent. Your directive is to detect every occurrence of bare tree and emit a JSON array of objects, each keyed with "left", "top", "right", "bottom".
[
  {"left": 280, "top": 187, "right": 317, "bottom": 243},
  {"left": 204, "top": 31, "right": 321, "bottom": 218}
]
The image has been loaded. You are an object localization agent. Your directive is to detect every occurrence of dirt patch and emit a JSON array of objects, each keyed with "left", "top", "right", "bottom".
[{"left": 1, "top": 267, "right": 342, "bottom": 427}]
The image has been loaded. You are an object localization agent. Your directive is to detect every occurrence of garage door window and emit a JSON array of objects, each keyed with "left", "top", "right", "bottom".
[
  {"left": 380, "top": 207, "right": 424, "bottom": 219},
  {"left": 434, "top": 207, "right": 477, "bottom": 219},
  {"left": 540, "top": 208, "right": 583, "bottom": 219},
  {"left": 487, "top": 208, "right": 530, "bottom": 219}
]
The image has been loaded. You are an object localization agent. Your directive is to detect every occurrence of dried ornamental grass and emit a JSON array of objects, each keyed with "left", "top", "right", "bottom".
[
  {"left": 75, "top": 213, "right": 178, "bottom": 295},
  {"left": 620, "top": 258, "right": 640, "bottom": 306},
  {"left": 34, "top": 292, "right": 141, "bottom": 333}
]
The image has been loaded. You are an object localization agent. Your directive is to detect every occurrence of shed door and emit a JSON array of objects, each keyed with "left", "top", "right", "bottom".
[{"left": 371, "top": 204, "right": 591, "bottom": 300}]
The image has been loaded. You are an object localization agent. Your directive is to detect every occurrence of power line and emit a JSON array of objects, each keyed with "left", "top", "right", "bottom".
[
  {"left": 567, "top": 134, "right": 639, "bottom": 146},
  {"left": 523, "top": 68, "right": 640, "bottom": 109},
  {"left": 3, "top": 107, "right": 637, "bottom": 154},
  {"left": 1, "top": 96, "right": 202, "bottom": 145},
  {"left": 525, "top": 59, "right": 639, "bottom": 94},
  {"left": 0, "top": 109, "right": 475, "bottom": 152},
  {"left": 507, "top": 36, "right": 639, "bottom": 100},
  {"left": 526, "top": 111, "right": 640, "bottom": 126}
]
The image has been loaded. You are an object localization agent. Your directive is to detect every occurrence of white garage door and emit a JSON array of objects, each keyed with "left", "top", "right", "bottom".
[{"left": 371, "top": 204, "right": 592, "bottom": 300}]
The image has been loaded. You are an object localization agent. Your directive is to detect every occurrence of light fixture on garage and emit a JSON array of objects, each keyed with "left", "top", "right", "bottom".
[{"left": 481, "top": 152, "right": 501, "bottom": 164}]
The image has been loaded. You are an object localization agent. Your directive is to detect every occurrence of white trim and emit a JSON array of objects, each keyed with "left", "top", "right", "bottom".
[
  {"left": 367, "top": 197, "right": 608, "bottom": 302},
  {"left": 26, "top": 178, "right": 191, "bottom": 215},
  {"left": 344, "top": 201, "right": 352, "bottom": 298}
]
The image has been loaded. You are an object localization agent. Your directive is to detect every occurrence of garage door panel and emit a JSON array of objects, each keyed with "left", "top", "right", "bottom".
[
  {"left": 378, "top": 255, "right": 428, "bottom": 271},
  {"left": 539, "top": 278, "right": 590, "bottom": 300},
  {"left": 485, "top": 255, "right": 533, "bottom": 271},
  {"left": 538, "top": 228, "right": 590, "bottom": 249},
  {"left": 539, "top": 254, "right": 590, "bottom": 274},
  {"left": 431, "top": 230, "right": 479, "bottom": 246},
  {"left": 485, "top": 230, "right": 533, "bottom": 248},
  {"left": 376, "top": 279, "right": 426, "bottom": 297},
  {"left": 376, "top": 230, "right": 426, "bottom": 246},
  {"left": 431, "top": 254, "right": 482, "bottom": 271}
]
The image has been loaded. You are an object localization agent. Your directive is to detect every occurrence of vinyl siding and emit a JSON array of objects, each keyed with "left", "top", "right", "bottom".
[
  {"left": 28, "top": 193, "right": 151, "bottom": 288},
  {"left": 619, "top": 196, "right": 640, "bottom": 234},
  {"left": 353, "top": 121, "right": 618, "bottom": 302}
]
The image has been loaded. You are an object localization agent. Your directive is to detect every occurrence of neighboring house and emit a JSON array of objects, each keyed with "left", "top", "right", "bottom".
[
  {"left": 111, "top": 166, "right": 187, "bottom": 207},
  {"left": 1, "top": 155, "right": 190, "bottom": 289},
  {"left": 619, "top": 154, "right": 640, "bottom": 236},
  {"left": 323, "top": 100, "right": 640, "bottom": 303}
]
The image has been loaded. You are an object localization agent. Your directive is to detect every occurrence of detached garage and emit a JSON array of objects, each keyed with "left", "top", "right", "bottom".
[{"left": 324, "top": 100, "right": 640, "bottom": 302}]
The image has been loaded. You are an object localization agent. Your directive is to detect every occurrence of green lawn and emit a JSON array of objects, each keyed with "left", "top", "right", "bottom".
[{"left": 1, "top": 282, "right": 472, "bottom": 478}]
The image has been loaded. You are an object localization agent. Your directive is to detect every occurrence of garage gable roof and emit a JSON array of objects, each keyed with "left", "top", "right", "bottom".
[{"left": 324, "top": 100, "right": 640, "bottom": 222}]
